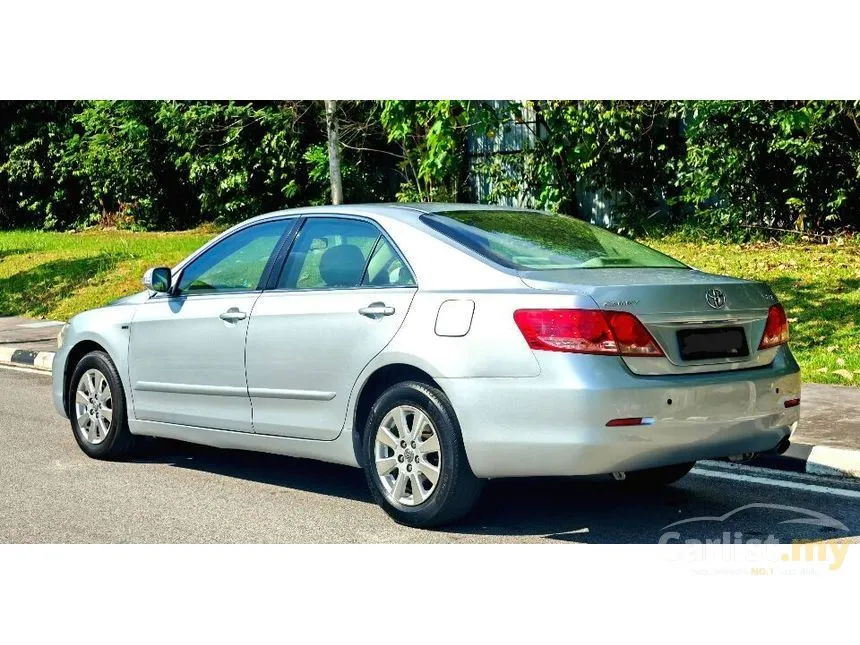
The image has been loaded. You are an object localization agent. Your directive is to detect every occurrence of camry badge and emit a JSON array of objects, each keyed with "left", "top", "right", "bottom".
[{"left": 705, "top": 288, "right": 727, "bottom": 309}]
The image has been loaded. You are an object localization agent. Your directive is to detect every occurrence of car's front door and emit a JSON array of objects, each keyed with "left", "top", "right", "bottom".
[
  {"left": 128, "top": 218, "right": 294, "bottom": 432},
  {"left": 245, "top": 216, "right": 418, "bottom": 440}
]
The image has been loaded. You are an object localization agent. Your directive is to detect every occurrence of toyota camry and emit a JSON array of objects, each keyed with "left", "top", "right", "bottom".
[{"left": 52, "top": 204, "right": 801, "bottom": 527}]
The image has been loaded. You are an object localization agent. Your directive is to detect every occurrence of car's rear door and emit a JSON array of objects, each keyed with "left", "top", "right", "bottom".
[
  {"left": 245, "top": 216, "right": 417, "bottom": 440},
  {"left": 128, "top": 218, "right": 295, "bottom": 432}
]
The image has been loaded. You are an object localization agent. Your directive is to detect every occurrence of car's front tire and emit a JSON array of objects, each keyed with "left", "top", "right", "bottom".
[
  {"left": 68, "top": 350, "right": 136, "bottom": 460},
  {"left": 362, "top": 381, "right": 483, "bottom": 528}
]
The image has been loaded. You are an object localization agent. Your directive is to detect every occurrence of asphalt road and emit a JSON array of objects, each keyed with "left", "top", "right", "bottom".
[{"left": 2, "top": 366, "right": 859, "bottom": 544}]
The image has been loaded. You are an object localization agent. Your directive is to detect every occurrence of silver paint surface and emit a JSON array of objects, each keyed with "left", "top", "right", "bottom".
[{"left": 53, "top": 203, "right": 801, "bottom": 478}]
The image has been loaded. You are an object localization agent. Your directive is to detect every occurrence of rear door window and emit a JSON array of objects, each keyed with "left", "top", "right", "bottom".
[
  {"left": 278, "top": 218, "right": 379, "bottom": 290},
  {"left": 362, "top": 237, "right": 415, "bottom": 287}
]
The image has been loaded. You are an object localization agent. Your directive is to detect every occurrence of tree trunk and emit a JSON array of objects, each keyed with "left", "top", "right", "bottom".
[{"left": 324, "top": 100, "right": 344, "bottom": 205}]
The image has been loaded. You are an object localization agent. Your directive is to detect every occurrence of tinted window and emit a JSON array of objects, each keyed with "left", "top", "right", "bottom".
[
  {"left": 177, "top": 219, "right": 289, "bottom": 294},
  {"left": 362, "top": 237, "right": 415, "bottom": 287},
  {"left": 278, "top": 218, "right": 379, "bottom": 290},
  {"left": 422, "top": 210, "right": 687, "bottom": 270}
]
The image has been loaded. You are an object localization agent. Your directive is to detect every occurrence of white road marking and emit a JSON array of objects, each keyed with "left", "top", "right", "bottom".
[
  {"left": 691, "top": 466, "right": 860, "bottom": 499},
  {"left": 699, "top": 459, "right": 840, "bottom": 484},
  {"left": 702, "top": 451, "right": 860, "bottom": 481}
]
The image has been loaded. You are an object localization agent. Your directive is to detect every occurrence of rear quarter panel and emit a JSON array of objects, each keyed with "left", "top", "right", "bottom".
[{"left": 378, "top": 289, "right": 602, "bottom": 378}]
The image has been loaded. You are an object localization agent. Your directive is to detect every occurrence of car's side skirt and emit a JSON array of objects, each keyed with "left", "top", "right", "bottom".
[{"left": 128, "top": 418, "right": 361, "bottom": 468}]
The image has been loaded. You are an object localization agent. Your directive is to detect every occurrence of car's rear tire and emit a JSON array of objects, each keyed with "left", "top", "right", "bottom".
[
  {"left": 620, "top": 461, "right": 695, "bottom": 488},
  {"left": 362, "top": 381, "right": 482, "bottom": 528},
  {"left": 68, "top": 350, "right": 137, "bottom": 460}
]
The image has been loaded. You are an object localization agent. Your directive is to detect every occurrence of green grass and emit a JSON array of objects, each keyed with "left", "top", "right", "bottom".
[
  {"left": 646, "top": 236, "right": 860, "bottom": 386},
  {"left": 1, "top": 228, "right": 858, "bottom": 386},
  {"left": 0, "top": 228, "right": 217, "bottom": 321}
]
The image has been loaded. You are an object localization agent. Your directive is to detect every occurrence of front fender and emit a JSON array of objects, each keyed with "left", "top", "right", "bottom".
[{"left": 52, "top": 305, "right": 138, "bottom": 418}]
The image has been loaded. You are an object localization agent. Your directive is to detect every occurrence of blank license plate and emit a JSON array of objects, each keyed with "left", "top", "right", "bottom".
[{"left": 677, "top": 327, "right": 749, "bottom": 361}]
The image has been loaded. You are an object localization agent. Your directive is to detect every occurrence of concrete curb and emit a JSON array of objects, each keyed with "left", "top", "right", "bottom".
[
  {"left": 734, "top": 443, "right": 860, "bottom": 479},
  {"left": 0, "top": 347, "right": 55, "bottom": 370}
]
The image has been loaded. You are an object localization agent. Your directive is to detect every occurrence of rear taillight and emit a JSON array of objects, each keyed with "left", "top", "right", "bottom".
[
  {"left": 603, "top": 311, "right": 664, "bottom": 356},
  {"left": 759, "top": 304, "right": 789, "bottom": 349},
  {"left": 513, "top": 309, "right": 664, "bottom": 357}
]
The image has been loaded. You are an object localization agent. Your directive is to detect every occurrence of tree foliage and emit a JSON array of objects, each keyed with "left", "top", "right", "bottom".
[
  {"left": 156, "top": 101, "right": 306, "bottom": 225},
  {"left": 474, "top": 101, "right": 685, "bottom": 230},
  {"left": 679, "top": 100, "right": 860, "bottom": 234},
  {"left": 379, "top": 100, "right": 471, "bottom": 202},
  {"left": 1, "top": 100, "right": 858, "bottom": 236},
  {"left": 0, "top": 101, "right": 79, "bottom": 229},
  {"left": 0, "top": 100, "right": 398, "bottom": 230},
  {"left": 467, "top": 100, "right": 860, "bottom": 235}
]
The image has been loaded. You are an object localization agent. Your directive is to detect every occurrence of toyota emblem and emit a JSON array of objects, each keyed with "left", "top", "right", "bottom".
[{"left": 705, "top": 288, "right": 727, "bottom": 309}]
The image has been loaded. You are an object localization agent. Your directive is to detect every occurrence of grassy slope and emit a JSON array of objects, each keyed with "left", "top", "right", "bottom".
[
  {"left": 0, "top": 228, "right": 215, "bottom": 321},
  {"left": 1, "top": 229, "right": 857, "bottom": 385},
  {"left": 647, "top": 237, "right": 860, "bottom": 386}
]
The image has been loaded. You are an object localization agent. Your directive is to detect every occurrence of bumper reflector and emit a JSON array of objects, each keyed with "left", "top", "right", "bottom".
[
  {"left": 606, "top": 417, "right": 655, "bottom": 427},
  {"left": 784, "top": 398, "right": 800, "bottom": 408}
]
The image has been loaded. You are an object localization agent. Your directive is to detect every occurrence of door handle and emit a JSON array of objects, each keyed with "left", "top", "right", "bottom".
[
  {"left": 219, "top": 308, "right": 247, "bottom": 322},
  {"left": 358, "top": 302, "right": 395, "bottom": 318}
]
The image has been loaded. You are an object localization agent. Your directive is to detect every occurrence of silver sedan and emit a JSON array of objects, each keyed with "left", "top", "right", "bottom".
[{"left": 52, "top": 204, "right": 801, "bottom": 527}]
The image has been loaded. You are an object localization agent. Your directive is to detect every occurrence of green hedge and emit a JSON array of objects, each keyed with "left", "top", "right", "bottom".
[{"left": 2, "top": 100, "right": 858, "bottom": 236}]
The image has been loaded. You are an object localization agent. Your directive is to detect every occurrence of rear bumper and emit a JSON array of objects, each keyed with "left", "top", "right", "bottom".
[{"left": 438, "top": 345, "right": 801, "bottom": 478}]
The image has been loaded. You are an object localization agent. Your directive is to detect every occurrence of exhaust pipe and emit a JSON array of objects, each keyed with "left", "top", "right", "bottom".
[
  {"left": 727, "top": 437, "right": 791, "bottom": 463},
  {"left": 727, "top": 452, "right": 757, "bottom": 463}
]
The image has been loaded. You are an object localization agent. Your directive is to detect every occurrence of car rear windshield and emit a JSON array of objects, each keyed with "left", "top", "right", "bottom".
[{"left": 421, "top": 210, "right": 688, "bottom": 270}]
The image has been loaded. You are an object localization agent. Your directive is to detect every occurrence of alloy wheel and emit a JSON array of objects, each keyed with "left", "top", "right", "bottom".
[
  {"left": 373, "top": 405, "right": 442, "bottom": 506},
  {"left": 74, "top": 368, "right": 113, "bottom": 445}
]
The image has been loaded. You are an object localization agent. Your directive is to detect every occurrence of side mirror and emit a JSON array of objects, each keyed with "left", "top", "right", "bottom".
[{"left": 143, "top": 267, "right": 172, "bottom": 293}]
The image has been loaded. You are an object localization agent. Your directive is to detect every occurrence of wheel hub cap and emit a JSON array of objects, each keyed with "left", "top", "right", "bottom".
[
  {"left": 74, "top": 368, "right": 113, "bottom": 445},
  {"left": 373, "top": 404, "right": 442, "bottom": 507}
]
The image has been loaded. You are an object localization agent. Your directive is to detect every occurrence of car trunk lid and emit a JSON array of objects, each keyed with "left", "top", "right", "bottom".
[{"left": 519, "top": 268, "right": 780, "bottom": 374}]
